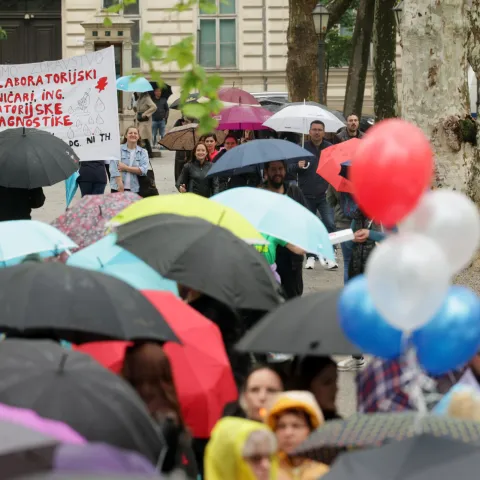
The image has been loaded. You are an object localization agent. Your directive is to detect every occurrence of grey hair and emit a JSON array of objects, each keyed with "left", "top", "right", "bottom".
[{"left": 242, "top": 429, "right": 277, "bottom": 458}]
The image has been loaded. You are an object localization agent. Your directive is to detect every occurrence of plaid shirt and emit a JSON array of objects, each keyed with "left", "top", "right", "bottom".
[{"left": 357, "top": 357, "right": 465, "bottom": 413}]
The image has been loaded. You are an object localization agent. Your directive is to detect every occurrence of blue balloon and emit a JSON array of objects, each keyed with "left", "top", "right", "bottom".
[
  {"left": 339, "top": 275, "right": 403, "bottom": 359},
  {"left": 413, "top": 286, "right": 480, "bottom": 375}
]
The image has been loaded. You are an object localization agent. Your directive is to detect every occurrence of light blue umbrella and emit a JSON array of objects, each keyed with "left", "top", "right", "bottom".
[
  {"left": 67, "top": 234, "right": 179, "bottom": 294},
  {"left": 212, "top": 187, "right": 335, "bottom": 260},
  {"left": 65, "top": 171, "right": 79, "bottom": 207},
  {"left": 116, "top": 75, "right": 153, "bottom": 93},
  {"left": 0, "top": 220, "right": 77, "bottom": 267}
]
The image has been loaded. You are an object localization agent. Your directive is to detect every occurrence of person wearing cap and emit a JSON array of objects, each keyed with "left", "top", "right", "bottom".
[{"left": 265, "top": 391, "right": 329, "bottom": 480}]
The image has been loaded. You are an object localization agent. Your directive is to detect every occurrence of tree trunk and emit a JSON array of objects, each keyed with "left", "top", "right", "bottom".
[
  {"left": 372, "top": 0, "right": 398, "bottom": 121},
  {"left": 326, "top": 0, "right": 355, "bottom": 32},
  {"left": 286, "top": 0, "right": 319, "bottom": 102},
  {"left": 401, "top": 0, "right": 477, "bottom": 194},
  {"left": 343, "top": 0, "right": 375, "bottom": 118}
]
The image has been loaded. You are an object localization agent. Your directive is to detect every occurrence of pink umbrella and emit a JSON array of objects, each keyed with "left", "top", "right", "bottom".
[
  {"left": 0, "top": 403, "right": 85, "bottom": 444},
  {"left": 215, "top": 105, "right": 273, "bottom": 130},
  {"left": 218, "top": 87, "right": 260, "bottom": 105}
]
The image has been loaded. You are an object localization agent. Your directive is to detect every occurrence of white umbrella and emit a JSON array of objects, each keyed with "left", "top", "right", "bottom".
[{"left": 263, "top": 103, "right": 346, "bottom": 134}]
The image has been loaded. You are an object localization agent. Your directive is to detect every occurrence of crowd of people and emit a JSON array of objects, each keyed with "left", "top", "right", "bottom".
[{"left": 0, "top": 87, "right": 477, "bottom": 480}]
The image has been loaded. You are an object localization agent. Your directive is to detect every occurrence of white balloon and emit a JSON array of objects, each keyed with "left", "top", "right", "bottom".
[
  {"left": 366, "top": 233, "right": 450, "bottom": 332},
  {"left": 401, "top": 190, "right": 480, "bottom": 274}
]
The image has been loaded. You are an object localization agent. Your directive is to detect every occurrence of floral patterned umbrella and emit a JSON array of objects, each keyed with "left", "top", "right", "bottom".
[{"left": 51, "top": 192, "right": 141, "bottom": 251}]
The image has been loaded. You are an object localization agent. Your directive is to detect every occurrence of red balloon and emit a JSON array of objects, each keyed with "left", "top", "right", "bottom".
[{"left": 350, "top": 119, "right": 433, "bottom": 227}]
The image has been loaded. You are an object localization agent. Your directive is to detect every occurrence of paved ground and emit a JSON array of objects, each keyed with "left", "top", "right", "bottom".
[{"left": 33, "top": 150, "right": 357, "bottom": 417}]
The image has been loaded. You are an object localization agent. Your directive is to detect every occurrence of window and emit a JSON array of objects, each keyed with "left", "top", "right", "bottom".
[
  {"left": 103, "top": 0, "right": 140, "bottom": 68},
  {"left": 199, "top": 0, "right": 236, "bottom": 69}
]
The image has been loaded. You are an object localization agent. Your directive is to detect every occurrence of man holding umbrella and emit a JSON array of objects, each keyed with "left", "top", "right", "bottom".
[{"left": 261, "top": 160, "right": 308, "bottom": 299}]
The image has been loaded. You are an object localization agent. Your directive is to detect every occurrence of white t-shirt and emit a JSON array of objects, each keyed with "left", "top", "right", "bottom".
[{"left": 124, "top": 149, "right": 136, "bottom": 190}]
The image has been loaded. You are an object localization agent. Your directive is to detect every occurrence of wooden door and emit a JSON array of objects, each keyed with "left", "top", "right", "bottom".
[
  {"left": 0, "top": 19, "right": 26, "bottom": 64},
  {"left": 26, "top": 18, "right": 62, "bottom": 63}
]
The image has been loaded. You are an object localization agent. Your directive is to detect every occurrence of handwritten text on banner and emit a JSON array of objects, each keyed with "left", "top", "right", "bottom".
[{"left": 0, "top": 47, "right": 120, "bottom": 161}]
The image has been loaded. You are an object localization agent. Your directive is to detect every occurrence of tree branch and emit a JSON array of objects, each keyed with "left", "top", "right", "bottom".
[{"left": 327, "top": 0, "right": 355, "bottom": 32}]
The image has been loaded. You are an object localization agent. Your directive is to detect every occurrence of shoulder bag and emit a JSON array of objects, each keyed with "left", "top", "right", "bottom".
[{"left": 138, "top": 159, "right": 159, "bottom": 197}]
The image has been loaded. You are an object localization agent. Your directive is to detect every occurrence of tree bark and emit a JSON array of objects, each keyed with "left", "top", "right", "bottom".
[
  {"left": 286, "top": 0, "right": 318, "bottom": 102},
  {"left": 343, "top": 0, "right": 375, "bottom": 118},
  {"left": 372, "top": 0, "right": 398, "bottom": 121},
  {"left": 401, "top": 0, "right": 477, "bottom": 194},
  {"left": 326, "top": 0, "right": 355, "bottom": 32}
]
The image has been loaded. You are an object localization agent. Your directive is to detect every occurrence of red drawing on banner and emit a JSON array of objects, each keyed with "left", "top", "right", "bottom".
[{"left": 95, "top": 77, "right": 108, "bottom": 93}]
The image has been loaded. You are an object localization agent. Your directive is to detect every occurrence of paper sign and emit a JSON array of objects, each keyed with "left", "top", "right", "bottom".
[{"left": 0, "top": 47, "right": 120, "bottom": 161}]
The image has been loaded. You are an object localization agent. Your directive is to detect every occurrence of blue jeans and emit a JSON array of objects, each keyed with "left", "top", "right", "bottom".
[
  {"left": 152, "top": 119, "right": 166, "bottom": 145},
  {"left": 340, "top": 240, "right": 354, "bottom": 284},
  {"left": 78, "top": 182, "right": 106, "bottom": 197},
  {"left": 305, "top": 194, "right": 336, "bottom": 259}
]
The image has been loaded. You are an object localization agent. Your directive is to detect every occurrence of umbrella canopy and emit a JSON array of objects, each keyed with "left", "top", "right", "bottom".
[
  {"left": 0, "top": 403, "right": 85, "bottom": 445},
  {"left": 149, "top": 81, "right": 172, "bottom": 99},
  {"left": 206, "top": 139, "right": 314, "bottom": 178},
  {"left": 283, "top": 102, "right": 346, "bottom": 124},
  {"left": 0, "top": 128, "right": 79, "bottom": 189},
  {"left": 0, "top": 419, "right": 61, "bottom": 478},
  {"left": 170, "top": 92, "right": 201, "bottom": 109},
  {"left": 322, "top": 434, "right": 480, "bottom": 480},
  {"left": 263, "top": 104, "right": 346, "bottom": 134},
  {"left": 108, "top": 193, "right": 267, "bottom": 246},
  {"left": 77, "top": 290, "right": 238, "bottom": 439},
  {"left": 0, "top": 339, "right": 165, "bottom": 465},
  {"left": 316, "top": 139, "right": 360, "bottom": 193},
  {"left": 0, "top": 220, "right": 77, "bottom": 266},
  {"left": 66, "top": 234, "right": 179, "bottom": 294},
  {"left": 51, "top": 192, "right": 141, "bottom": 251},
  {"left": 215, "top": 105, "right": 272, "bottom": 130},
  {"left": 158, "top": 123, "right": 227, "bottom": 151},
  {"left": 235, "top": 289, "right": 361, "bottom": 356},
  {"left": 295, "top": 413, "right": 480, "bottom": 462},
  {"left": 116, "top": 76, "right": 153, "bottom": 93},
  {"left": 0, "top": 262, "right": 179, "bottom": 344},
  {"left": 218, "top": 87, "right": 260, "bottom": 105},
  {"left": 116, "top": 214, "right": 281, "bottom": 311},
  {"left": 212, "top": 187, "right": 335, "bottom": 260}
]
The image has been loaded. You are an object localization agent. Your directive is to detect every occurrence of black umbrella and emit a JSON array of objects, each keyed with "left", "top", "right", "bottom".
[
  {"left": 169, "top": 93, "right": 201, "bottom": 109},
  {"left": 149, "top": 81, "right": 172, "bottom": 100},
  {"left": 116, "top": 214, "right": 281, "bottom": 311},
  {"left": 295, "top": 413, "right": 480, "bottom": 463},
  {"left": 0, "top": 263, "right": 179, "bottom": 344},
  {"left": 0, "top": 419, "right": 60, "bottom": 478},
  {"left": 0, "top": 128, "right": 79, "bottom": 189},
  {"left": 0, "top": 339, "right": 165, "bottom": 465},
  {"left": 235, "top": 289, "right": 361, "bottom": 356},
  {"left": 323, "top": 434, "right": 480, "bottom": 480}
]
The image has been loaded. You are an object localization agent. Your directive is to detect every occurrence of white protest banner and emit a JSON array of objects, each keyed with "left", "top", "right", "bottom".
[{"left": 0, "top": 46, "right": 120, "bottom": 161}]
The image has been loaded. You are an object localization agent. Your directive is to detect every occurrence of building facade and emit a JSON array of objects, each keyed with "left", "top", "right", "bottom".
[{"left": 0, "top": 0, "right": 392, "bottom": 118}]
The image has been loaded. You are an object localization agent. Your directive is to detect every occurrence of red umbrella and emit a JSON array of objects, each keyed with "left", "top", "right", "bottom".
[
  {"left": 75, "top": 291, "right": 238, "bottom": 439},
  {"left": 316, "top": 139, "right": 360, "bottom": 193},
  {"left": 218, "top": 87, "right": 260, "bottom": 106},
  {"left": 215, "top": 105, "right": 272, "bottom": 130}
]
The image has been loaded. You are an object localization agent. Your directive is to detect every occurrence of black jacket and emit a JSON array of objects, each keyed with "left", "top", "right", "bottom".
[
  {"left": 296, "top": 140, "right": 332, "bottom": 197},
  {"left": 176, "top": 160, "right": 219, "bottom": 198},
  {"left": 0, "top": 187, "right": 45, "bottom": 221},
  {"left": 152, "top": 97, "right": 169, "bottom": 121},
  {"left": 333, "top": 128, "right": 364, "bottom": 144},
  {"left": 77, "top": 161, "right": 107, "bottom": 184}
]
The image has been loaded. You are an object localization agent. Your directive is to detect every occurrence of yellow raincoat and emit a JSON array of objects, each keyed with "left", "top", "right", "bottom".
[
  {"left": 266, "top": 391, "right": 330, "bottom": 480},
  {"left": 205, "top": 417, "right": 278, "bottom": 480}
]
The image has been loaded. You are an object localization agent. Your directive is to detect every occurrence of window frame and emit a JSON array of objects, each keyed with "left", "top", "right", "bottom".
[
  {"left": 198, "top": 0, "right": 237, "bottom": 70},
  {"left": 102, "top": 0, "right": 141, "bottom": 69}
]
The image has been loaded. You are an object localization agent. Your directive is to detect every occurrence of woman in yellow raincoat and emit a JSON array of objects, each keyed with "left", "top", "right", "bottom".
[
  {"left": 205, "top": 417, "right": 278, "bottom": 480},
  {"left": 266, "top": 391, "right": 330, "bottom": 480}
]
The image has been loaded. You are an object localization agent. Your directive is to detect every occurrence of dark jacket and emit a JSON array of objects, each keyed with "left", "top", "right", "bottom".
[
  {"left": 152, "top": 97, "right": 169, "bottom": 121},
  {"left": 77, "top": 161, "right": 107, "bottom": 184},
  {"left": 296, "top": 140, "right": 332, "bottom": 197},
  {"left": 334, "top": 128, "right": 364, "bottom": 144},
  {"left": 0, "top": 187, "right": 45, "bottom": 221},
  {"left": 326, "top": 185, "right": 350, "bottom": 230},
  {"left": 176, "top": 160, "right": 219, "bottom": 198},
  {"left": 211, "top": 148, "right": 230, "bottom": 192}
]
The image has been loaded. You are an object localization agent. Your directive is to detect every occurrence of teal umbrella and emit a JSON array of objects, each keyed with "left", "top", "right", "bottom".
[
  {"left": 116, "top": 76, "right": 153, "bottom": 93},
  {"left": 66, "top": 234, "right": 178, "bottom": 294},
  {"left": 0, "top": 220, "right": 77, "bottom": 267},
  {"left": 65, "top": 171, "right": 79, "bottom": 207},
  {"left": 212, "top": 187, "right": 335, "bottom": 260}
]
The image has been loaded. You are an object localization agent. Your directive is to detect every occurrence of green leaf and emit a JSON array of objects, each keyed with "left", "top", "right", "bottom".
[
  {"left": 196, "top": 116, "right": 218, "bottom": 135},
  {"left": 199, "top": 0, "right": 217, "bottom": 13},
  {"left": 0, "top": 27, "right": 7, "bottom": 40},
  {"left": 103, "top": 16, "right": 113, "bottom": 27},
  {"left": 183, "top": 103, "right": 209, "bottom": 119}
]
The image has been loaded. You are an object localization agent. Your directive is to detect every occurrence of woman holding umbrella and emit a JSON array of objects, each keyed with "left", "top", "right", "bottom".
[{"left": 176, "top": 142, "right": 219, "bottom": 198}]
